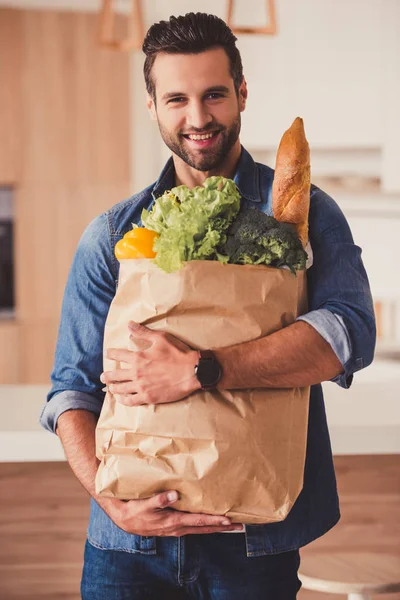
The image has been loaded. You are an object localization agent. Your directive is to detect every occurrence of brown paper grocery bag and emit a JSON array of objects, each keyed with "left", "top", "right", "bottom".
[{"left": 95, "top": 259, "right": 310, "bottom": 524}]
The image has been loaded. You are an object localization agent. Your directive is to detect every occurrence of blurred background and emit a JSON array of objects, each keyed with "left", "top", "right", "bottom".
[{"left": 0, "top": 1, "right": 399, "bottom": 599}]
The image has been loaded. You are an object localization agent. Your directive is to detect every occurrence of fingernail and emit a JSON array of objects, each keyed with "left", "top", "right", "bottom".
[
  {"left": 167, "top": 491, "right": 178, "bottom": 502},
  {"left": 221, "top": 519, "right": 230, "bottom": 525},
  {"left": 100, "top": 374, "right": 105, "bottom": 383}
]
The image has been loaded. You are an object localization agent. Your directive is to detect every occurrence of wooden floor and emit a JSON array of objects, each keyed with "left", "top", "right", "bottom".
[
  {"left": 0, "top": 455, "right": 399, "bottom": 599},
  {"left": 298, "top": 455, "right": 400, "bottom": 600}
]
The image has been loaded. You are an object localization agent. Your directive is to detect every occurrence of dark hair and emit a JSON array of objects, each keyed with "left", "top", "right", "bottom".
[{"left": 142, "top": 12, "right": 243, "bottom": 101}]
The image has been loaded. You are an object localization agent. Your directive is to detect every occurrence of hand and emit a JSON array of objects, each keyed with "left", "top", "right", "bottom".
[
  {"left": 101, "top": 490, "right": 244, "bottom": 536},
  {"left": 101, "top": 322, "right": 201, "bottom": 406}
]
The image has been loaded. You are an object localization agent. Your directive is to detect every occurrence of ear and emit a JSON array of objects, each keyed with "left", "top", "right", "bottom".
[
  {"left": 238, "top": 78, "right": 248, "bottom": 113},
  {"left": 146, "top": 92, "right": 157, "bottom": 121}
]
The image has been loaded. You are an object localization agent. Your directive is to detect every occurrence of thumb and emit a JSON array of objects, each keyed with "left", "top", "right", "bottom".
[
  {"left": 128, "top": 321, "right": 154, "bottom": 336},
  {"left": 150, "top": 490, "right": 179, "bottom": 510}
]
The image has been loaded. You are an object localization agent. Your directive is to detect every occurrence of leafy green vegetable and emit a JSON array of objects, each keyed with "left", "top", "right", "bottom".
[
  {"left": 141, "top": 177, "right": 241, "bottom": 273},
  {"left": 218, "top": 207, "right": 307, "bottom": 273},
  {"left": 142, "top": 177, "right": 306, "bottom": 274}
]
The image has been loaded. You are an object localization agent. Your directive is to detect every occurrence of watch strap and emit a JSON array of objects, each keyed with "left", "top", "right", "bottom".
[{"left": 198, "top": 349, "right": 215, "bottom": 361}]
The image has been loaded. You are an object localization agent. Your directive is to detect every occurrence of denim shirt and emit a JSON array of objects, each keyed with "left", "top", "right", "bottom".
[{"left": 40, "top": 147, "right": 376, "bottom": 556}]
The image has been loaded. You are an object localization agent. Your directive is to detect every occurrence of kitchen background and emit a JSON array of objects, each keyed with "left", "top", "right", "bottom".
[{"left": 0, "top": 1, "right": 399, "bottom": 598}]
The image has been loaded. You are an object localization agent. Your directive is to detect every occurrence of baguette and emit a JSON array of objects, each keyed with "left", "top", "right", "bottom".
[{"left": 272, "top": 117, "right": 310, "bottom": 247}]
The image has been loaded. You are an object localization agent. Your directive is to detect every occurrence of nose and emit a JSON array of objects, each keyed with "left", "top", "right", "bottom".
[{"left": 186, "top": 99, "right": 213, "bottom": 131}]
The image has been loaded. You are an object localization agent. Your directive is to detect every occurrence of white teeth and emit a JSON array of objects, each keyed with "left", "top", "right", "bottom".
[{"left": 187, "top": 132, "right": 215, "bottom": 141}]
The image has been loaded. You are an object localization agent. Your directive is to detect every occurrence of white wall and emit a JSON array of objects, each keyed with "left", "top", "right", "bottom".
[{"left": 239, "top": 0, "right": 383, "bottom": 149}]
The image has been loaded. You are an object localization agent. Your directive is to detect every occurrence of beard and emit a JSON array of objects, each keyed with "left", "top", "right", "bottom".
[{"left": 157, "top": 114, "right": 241, "bottom": 172}]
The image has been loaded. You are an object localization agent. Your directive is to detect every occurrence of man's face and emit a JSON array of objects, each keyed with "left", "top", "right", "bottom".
[{"left": 147, "top": 48, "right": 247, "bottom": 172}]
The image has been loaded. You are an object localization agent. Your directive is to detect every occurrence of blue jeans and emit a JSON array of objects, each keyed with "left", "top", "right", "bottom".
[{"left": 81, "top": 535, "right": 302, "bottom": 599}]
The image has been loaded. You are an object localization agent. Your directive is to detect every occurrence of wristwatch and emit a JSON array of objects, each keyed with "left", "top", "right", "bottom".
[{"left": 194, "top": 350, "right": 222, "bottom": 390}]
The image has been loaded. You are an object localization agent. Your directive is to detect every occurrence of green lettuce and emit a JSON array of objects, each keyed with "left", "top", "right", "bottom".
[{"left": 141, "top": 177, "right": 240, "bottom": 273}]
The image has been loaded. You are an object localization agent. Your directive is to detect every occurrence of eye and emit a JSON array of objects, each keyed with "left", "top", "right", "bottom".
[
  {"left": 206, "top": 92, "right": 224, "bottom": 100},
  {"left": 167, "top": 97, "right": 186, "bottom": 104}
]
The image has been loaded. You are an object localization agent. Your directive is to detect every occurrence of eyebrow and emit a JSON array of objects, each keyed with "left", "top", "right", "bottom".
[{"left": 161, "top": 86, "right": 231, "bottom": 101}]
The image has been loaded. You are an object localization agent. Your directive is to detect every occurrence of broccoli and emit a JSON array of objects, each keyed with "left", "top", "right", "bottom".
[{"left": 218, "top": 207, "right": 307, "bottom": 273}]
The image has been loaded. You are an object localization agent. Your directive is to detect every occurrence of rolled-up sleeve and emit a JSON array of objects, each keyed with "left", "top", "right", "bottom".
[
  {"left": 40, "top": 391, "right": 103, "bottom": 434},
  {"left": 40, "top": 213, "right": 117, "bottom": 433},
  {"left": 296, "top": 187, "right": 376, "bottom": 389},
  {"left": 297, "top": 309, "right": 353, "bottom": 388}
]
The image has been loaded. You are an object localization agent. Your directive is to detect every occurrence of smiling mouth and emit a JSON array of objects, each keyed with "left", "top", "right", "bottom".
[{"left": 182, "top": 130, "right": 220, "bottom": 141}]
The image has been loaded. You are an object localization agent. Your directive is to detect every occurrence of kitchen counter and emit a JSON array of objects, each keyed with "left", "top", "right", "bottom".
[{"left": 0, "top": 356, "right": 399, "bottom": 461}]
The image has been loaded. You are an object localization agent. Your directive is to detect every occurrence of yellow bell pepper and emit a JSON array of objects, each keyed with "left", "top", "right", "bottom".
[{"left": 114, "top": 227, "right": 159, "bottom": 260}]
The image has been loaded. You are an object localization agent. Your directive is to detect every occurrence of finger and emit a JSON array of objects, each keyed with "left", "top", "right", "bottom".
[
  {"left": 167, "top": 512, "right": 233, "bottom": 529},
  {"left": 109, "top": 381, "right": 137, "bottom": 395},
  {"left": 101, "top": 368, "right": 132, "bottom": 384},
  {"left": 128, "top": 322, "right": 155, "bottom": 340},
  {"left": 116, "top": 393, "right": 148, "bottom": 407},
  {"left": 147, "top": 490, "right": 180, "bottom": 510},
  {"left": 106, "top": 348, "right": 134, "bottom": 363}
]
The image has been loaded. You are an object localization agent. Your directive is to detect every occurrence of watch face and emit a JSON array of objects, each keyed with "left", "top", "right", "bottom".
[{"left": 196, "top": 358, "right": 221, "bottom": 387}]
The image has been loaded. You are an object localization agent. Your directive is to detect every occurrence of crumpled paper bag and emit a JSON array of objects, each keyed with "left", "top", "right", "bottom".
[{"left": 95, "top": 259, "right": 310, "bottom": 524}]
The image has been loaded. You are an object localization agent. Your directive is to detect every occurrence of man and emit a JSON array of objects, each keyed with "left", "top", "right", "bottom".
[{"left": 40, "top": 12, "right": 376, "bottom": 600}]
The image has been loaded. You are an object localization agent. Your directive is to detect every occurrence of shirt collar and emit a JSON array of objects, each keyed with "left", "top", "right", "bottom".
[
  {"left": 151, "top": 146, "right": 262, "bottom": 203},
  {"left": 232, "top": 146, "right": 262, "bottom": 203}
]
